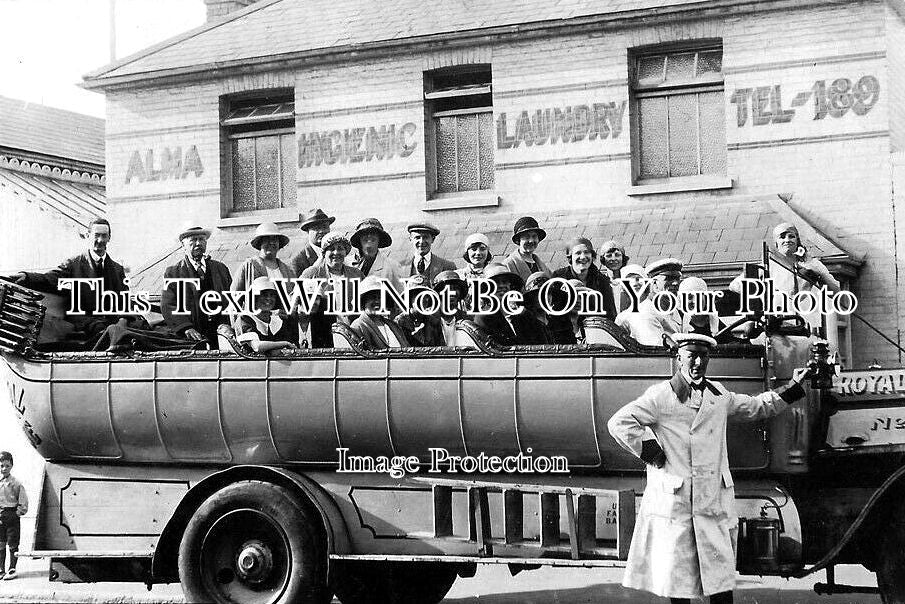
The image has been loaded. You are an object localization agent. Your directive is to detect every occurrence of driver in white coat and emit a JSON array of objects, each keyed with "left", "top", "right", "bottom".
[{"left": 607, "top": 333, "right": 814, "bottom": 604}]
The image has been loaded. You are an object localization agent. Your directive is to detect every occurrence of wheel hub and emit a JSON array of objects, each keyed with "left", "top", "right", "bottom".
[{"left": 235, "top": 540, "right": 273, "bottom": 584}]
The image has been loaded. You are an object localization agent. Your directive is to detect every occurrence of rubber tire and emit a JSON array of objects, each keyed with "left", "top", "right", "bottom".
[
  {"left": 178, "top": 480, "right": 330, "bottom": 604},
  {"left": 877, "top": 505, "right": 905, "bottom": 604},
  {"left": 333, "top": 561, "right": 458, "bottom": 604}
]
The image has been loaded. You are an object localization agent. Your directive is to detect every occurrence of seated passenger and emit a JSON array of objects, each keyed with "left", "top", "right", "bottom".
[
  {"left": 502, "top": 217, "right": 552, "bottom": 282},
  {"left": 678, "top": 277, "right": 723, "bottom": 339},
  {"left": 394, "top": 275, "right": 444, "bottom": 346},
  {"left": 432, "top": 270, "right": 469, "bottom": 346},
  {"left": 12, "top": 218, "right": 129, "bottom": 341},
  {"left": 474, "top": 263, "right": 546, "bottom": 346},
  {"left": 522, "top": 271, "right": 553, "bottom": 344},
  {"left": 349, "top": 218, "right": 403, "bottom": 291},
  {"left": 300, "top": 232, "right": 364, "bottom": 348},
  {"left": 236, "top": 277, "right": 299, "bottom": 354},
  {"left": 615, "top": 264, "right": 662, "bottom": 345},
  {"left": 548, "top": 237, "right": 618, "bottom": 344},
  {"left": 232, "top": 222, "right": 296, "bottom": 294},
  {"left": 351, "top": 276, "right": 411, "bottom": 349},
  {"left": 457, "top": 233, "right": 494, "bottom": 280},
  {"left": 615, "top": 259, "right": 682, "bottom": 347},
  {"left": 600, "top": 239, "right": 634, "bottom": 312}
]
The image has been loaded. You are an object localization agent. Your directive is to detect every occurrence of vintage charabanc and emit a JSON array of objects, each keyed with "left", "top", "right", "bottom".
[{"left": 1, "top": 275, "right": 904, "bottom": 604}]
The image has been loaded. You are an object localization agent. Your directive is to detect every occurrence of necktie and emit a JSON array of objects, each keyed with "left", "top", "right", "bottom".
[
  {"left": 196, "top": 262, "right": 206, "bottom": 279},
  {"left": 417, "top": 257, "right": 426, "bottom": 275},
  {"left": 94, "top": 258, "right": 104, "bottom": 278}
]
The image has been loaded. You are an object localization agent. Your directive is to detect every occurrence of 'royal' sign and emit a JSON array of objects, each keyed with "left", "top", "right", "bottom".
[{"left": 834, "top": 369, "right": 905, "bottom": 397}]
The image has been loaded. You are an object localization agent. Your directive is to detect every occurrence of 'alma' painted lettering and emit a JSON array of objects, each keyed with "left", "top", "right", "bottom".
[
  {"left": 298, "top": 123, "right": 418, "bottom": 168},
  {"left": 125, "top": 146, "right": 204, "bottom": 184},
  {"left": 496, "top": 102, "right": 627, "bottom": 149}
]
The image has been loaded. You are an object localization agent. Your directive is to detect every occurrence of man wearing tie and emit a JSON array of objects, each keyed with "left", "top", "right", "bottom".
[
  {"left": 161, "top": 225, "right": 234, "bottom": 344},
  {"left": 12, "top": 218, "right": 127, "bottom": 339},
  {"left": 403, "top": 222, "right": 456, "bottom": 286}
]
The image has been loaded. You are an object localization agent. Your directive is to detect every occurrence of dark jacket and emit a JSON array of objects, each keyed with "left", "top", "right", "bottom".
[
  {"left": 161, "top": 256, "right": 233, "bottom": 342},
  {"left": 475, "top": 310, "right": 549, "bottom": 346},
  {"left": 290, "top": 245, "right": 320, "bottom": 277},
  {"left": 402, "top": 254, "right": 457, "bottom": 285},
  {"left": 394, "top": 312, "right": 444, "bottom": 347},
  {"left": 351, "top": 313, "right": 412, "bottom": 349},
  {"left": 548, "top": 265, "right": 618, "bottom": 344},
  {"left": 23, "top": 251, "right": 127, "bottom": 335},
  {"left": 236, "top": 311, "right": 300, "bottom": 349},
  {"left": 300, "top": 261, "right": 364, "bottom": 348}
]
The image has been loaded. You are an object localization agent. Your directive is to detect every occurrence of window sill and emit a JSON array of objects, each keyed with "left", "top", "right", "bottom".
[
  {"left": 422, "top": 191, "right": 500, "bottom": 211},
  {"left": 216, "top": 208, "right": 300, "bottom": 228},
  {"left": 627, "top": 176, "right": 734, "bottom": 196}
]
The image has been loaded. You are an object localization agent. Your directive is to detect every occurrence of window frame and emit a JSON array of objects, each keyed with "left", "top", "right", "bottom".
[
  {"left": 220, "top": 92, "right": 297, "bottom": 220},
  {"left": 629, "top": 43, "right": 728, "bottom": 187},
  {"left": 423, "top": 67, "right": 499, "bottom": 210}
]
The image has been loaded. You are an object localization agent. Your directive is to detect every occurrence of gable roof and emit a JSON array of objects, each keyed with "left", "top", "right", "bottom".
[
  {"left": 0, "top": 96, "right": 104, "bottom": 167},
  {"left": 84, "top": 0, "right": 760, "bottom": 88},
  {"left": 128, "top": 194, "right": 859, "bottom": 294}
]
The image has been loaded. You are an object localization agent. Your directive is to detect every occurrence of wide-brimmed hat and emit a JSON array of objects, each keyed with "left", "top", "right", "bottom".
[
  {"left": 320, "top": 232, "right": 351, "bottom": 253},
  {"left": 350, "top": 218, "right": 392, "bottom": 250},
  {"left": 484, "top": 262, "right": 525, "bottom": 291},
  {"left": 407, "top": 222, "right": 441, "bottom": 237},
  {"left": 601, "top": 239, "right": 630, "bottom": 265},
  {"left": 250, "top": 276, "right": 278, "bottom": 295},
  {"left": 359, "top": 276, "right": 388, "bottom": 305},
  {"left": 462, "top": 233, "right": 493, "bottom": 263},
  {"left": 511, "top": 216, "right": 547, "bottom": 244},
  {"left": 433, "top": 270, "right": 468, "bottom": 296},
  {"left": 299, "top": 208, "right": 336, "bottom": 231},
  {"left": 250, "top": 222, "right": 290, "bottom": 250},
  {"left": 645, "top": 258, "right": 683, "bottom": 278},
  {"left": 178, "top": 225, "right": 211, "bottom": 242}
]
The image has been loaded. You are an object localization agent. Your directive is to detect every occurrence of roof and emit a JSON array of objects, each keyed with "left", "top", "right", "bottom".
[
  {"left": 128, "top": 194, "right": 858, "bottom": 293},
  {"left": 84, "top": 0, "right": 751, "bottom": 88},
  {"left": 0, "top": 165, "right": 105, "bottom": 229},
  {"left": 0, "top": 96, "right": 104, "bottom": 167}
]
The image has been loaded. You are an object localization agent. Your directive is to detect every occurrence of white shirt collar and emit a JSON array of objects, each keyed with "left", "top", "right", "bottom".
[
  {"left": 681, "top": 369, "right": 704, "bottom": 386},
  {"left": 88, "top": 249, "right": 106, "bottom": 264},
  {"left": 414, "top": 252, "right": 433, "bottom": 268},
  {"left": 245, "top": 312, "right": 283, "bottom": 335},
  {"left": 308, "top": 242, "right": 323, "bottom": 256}
]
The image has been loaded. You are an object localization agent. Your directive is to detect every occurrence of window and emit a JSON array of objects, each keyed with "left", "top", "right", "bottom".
[
  {"left": 222, "top": 93, "right": 296, "bottom": 214},
  {"left": 631, "top": 46, "right": 726, "bottom": 183},
  {"left": 424, "top": 67, "right": 494, "bottom": 197}
]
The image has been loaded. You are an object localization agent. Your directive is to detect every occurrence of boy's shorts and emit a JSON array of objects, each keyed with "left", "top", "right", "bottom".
[{"left": 0, "top": 508, "right": 20, "bottom": 548}]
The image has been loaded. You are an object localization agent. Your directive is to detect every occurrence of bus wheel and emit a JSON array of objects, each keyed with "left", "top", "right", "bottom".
[
  {"left": 178, "top": 480, "right": 330, "bottom": 604},
  {"left": 333, "top": 561, "right": 458, "bottom": 604}
]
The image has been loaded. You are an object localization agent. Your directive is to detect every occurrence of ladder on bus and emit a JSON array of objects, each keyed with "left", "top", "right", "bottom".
[{"left": 425, "top": 478, "right": 636, "bottom": 562}]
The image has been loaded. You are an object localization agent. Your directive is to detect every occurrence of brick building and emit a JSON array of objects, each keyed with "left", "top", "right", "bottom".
[{"left": 82, "top": 0, "right": 905, "bottom": 368}]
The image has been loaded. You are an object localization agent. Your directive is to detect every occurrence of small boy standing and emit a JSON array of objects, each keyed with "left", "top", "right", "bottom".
[{"left": 0, "top": 451, "right": 28, "bottom": 580}]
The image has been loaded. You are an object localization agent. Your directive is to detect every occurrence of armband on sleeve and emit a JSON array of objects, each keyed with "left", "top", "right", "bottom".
[{"left": 778, "top": 381, "right": 806, "bottom": 404}]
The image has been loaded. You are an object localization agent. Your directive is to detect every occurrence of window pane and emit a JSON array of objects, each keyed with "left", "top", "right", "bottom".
[
  {"left": 254, "top": 135, "right": 281, "bottom": 210},
  {"left": 456, "top": 114, "right": 480, "bottom": 191},
  {"left": 637, "top": 55, "right": 665, "bottom": 86},
  {"left": 436, "top": 117, "right": 458, "bottom": 193},
  {"left": 665, "top": 52, "right": 696, "bottom": 82},
  {"left": 698, "top": 91, "right": 727, "bottom": 175},
  {"left": 638, "top": 97, "right": 669, "bottom": 179},
  {"left": 697, "top": 50, "right": 722, "bottom": 77},
  {"left": 478, "top": 111, "right": 494, "bottom": 189},
  {"left": 280, "top": 133, "right": 297, "bottom": 206},
  {"left": 231, "top": 138, "right": 255, "bottom": 211},
  {"left": 667, "top": 94, "right": 699, "bottom": 177}
]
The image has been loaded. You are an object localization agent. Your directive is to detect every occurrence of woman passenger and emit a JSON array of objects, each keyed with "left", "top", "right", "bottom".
[
  {"left": 457, "top": 233, "right": 493, "bottom": 280},
  {"left": 502, "top": 217, "right": 552, "bottom": 282},
  {"left": 232, "top": 222, "right": 296, "bottom": 294},
  {"left": 548, "top": 238, "right": 617, "bottom": 344},
  {"left": 300, "top": 232, "right": 364, "bottom": 348},
  {"left": 600, "top": 239, "right": 633, "bottom": 312},
  {"left": 235, "top": 277, "right": 299, "bottom": 354},
  {"left": 351, "top": 276, "right": 410, "bottom": 349}
]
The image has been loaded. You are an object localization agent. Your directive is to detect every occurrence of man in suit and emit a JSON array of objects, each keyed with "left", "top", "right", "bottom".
[
  {"left": 290, "top": 208, "right": 335, "bottom": 276},
  {"left": 13, "top": 218, "right": 128, "bottom": 339},
  {"left": 349, "top": 218, "right": 403, "bottom": 293},
  {"left": 403, "top": 222, "right": 456, "bottom": 286},
  {"left": 161, "top": 225, "right": 234, "bottom": 345},
  {"left": 474, "top": 263, "right": 547, "bottom": 346}
]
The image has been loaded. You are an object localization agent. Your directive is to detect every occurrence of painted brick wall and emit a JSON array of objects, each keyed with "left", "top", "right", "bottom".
[{"left": 106, "top": 0, "right": 902, "bottom": 366}]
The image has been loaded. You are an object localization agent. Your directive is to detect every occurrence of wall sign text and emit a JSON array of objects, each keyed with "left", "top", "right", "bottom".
[
  {"left": 731, "top": 75, "right": 880, "bottom": 127},
  {"left": 125, "top": 146, "right": 204, "bottom": 184},
  {"left": 496, "top": 102, "right": 627, "bottom": 149},
  {"left": 297, "top": 123, "right": 418, "bottom": 168}
]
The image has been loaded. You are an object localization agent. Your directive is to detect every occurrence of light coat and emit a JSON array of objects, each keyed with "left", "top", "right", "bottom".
[
  {"left": 607, "top": 373, "right": 794, "bottom": 598},
  {"left": 351, "top": 251, "right": 404, "bottom": 292},
  {"left": 501, "top": 250, "right": 551, "bottom": 282}
]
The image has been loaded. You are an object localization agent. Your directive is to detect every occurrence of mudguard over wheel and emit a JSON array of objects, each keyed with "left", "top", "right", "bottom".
[
  {"left": 333, "top": 561, "right": 458, "bottom": 604},
  {"left": 178, "top": 480, "right": 330, "bottom": 604}
]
